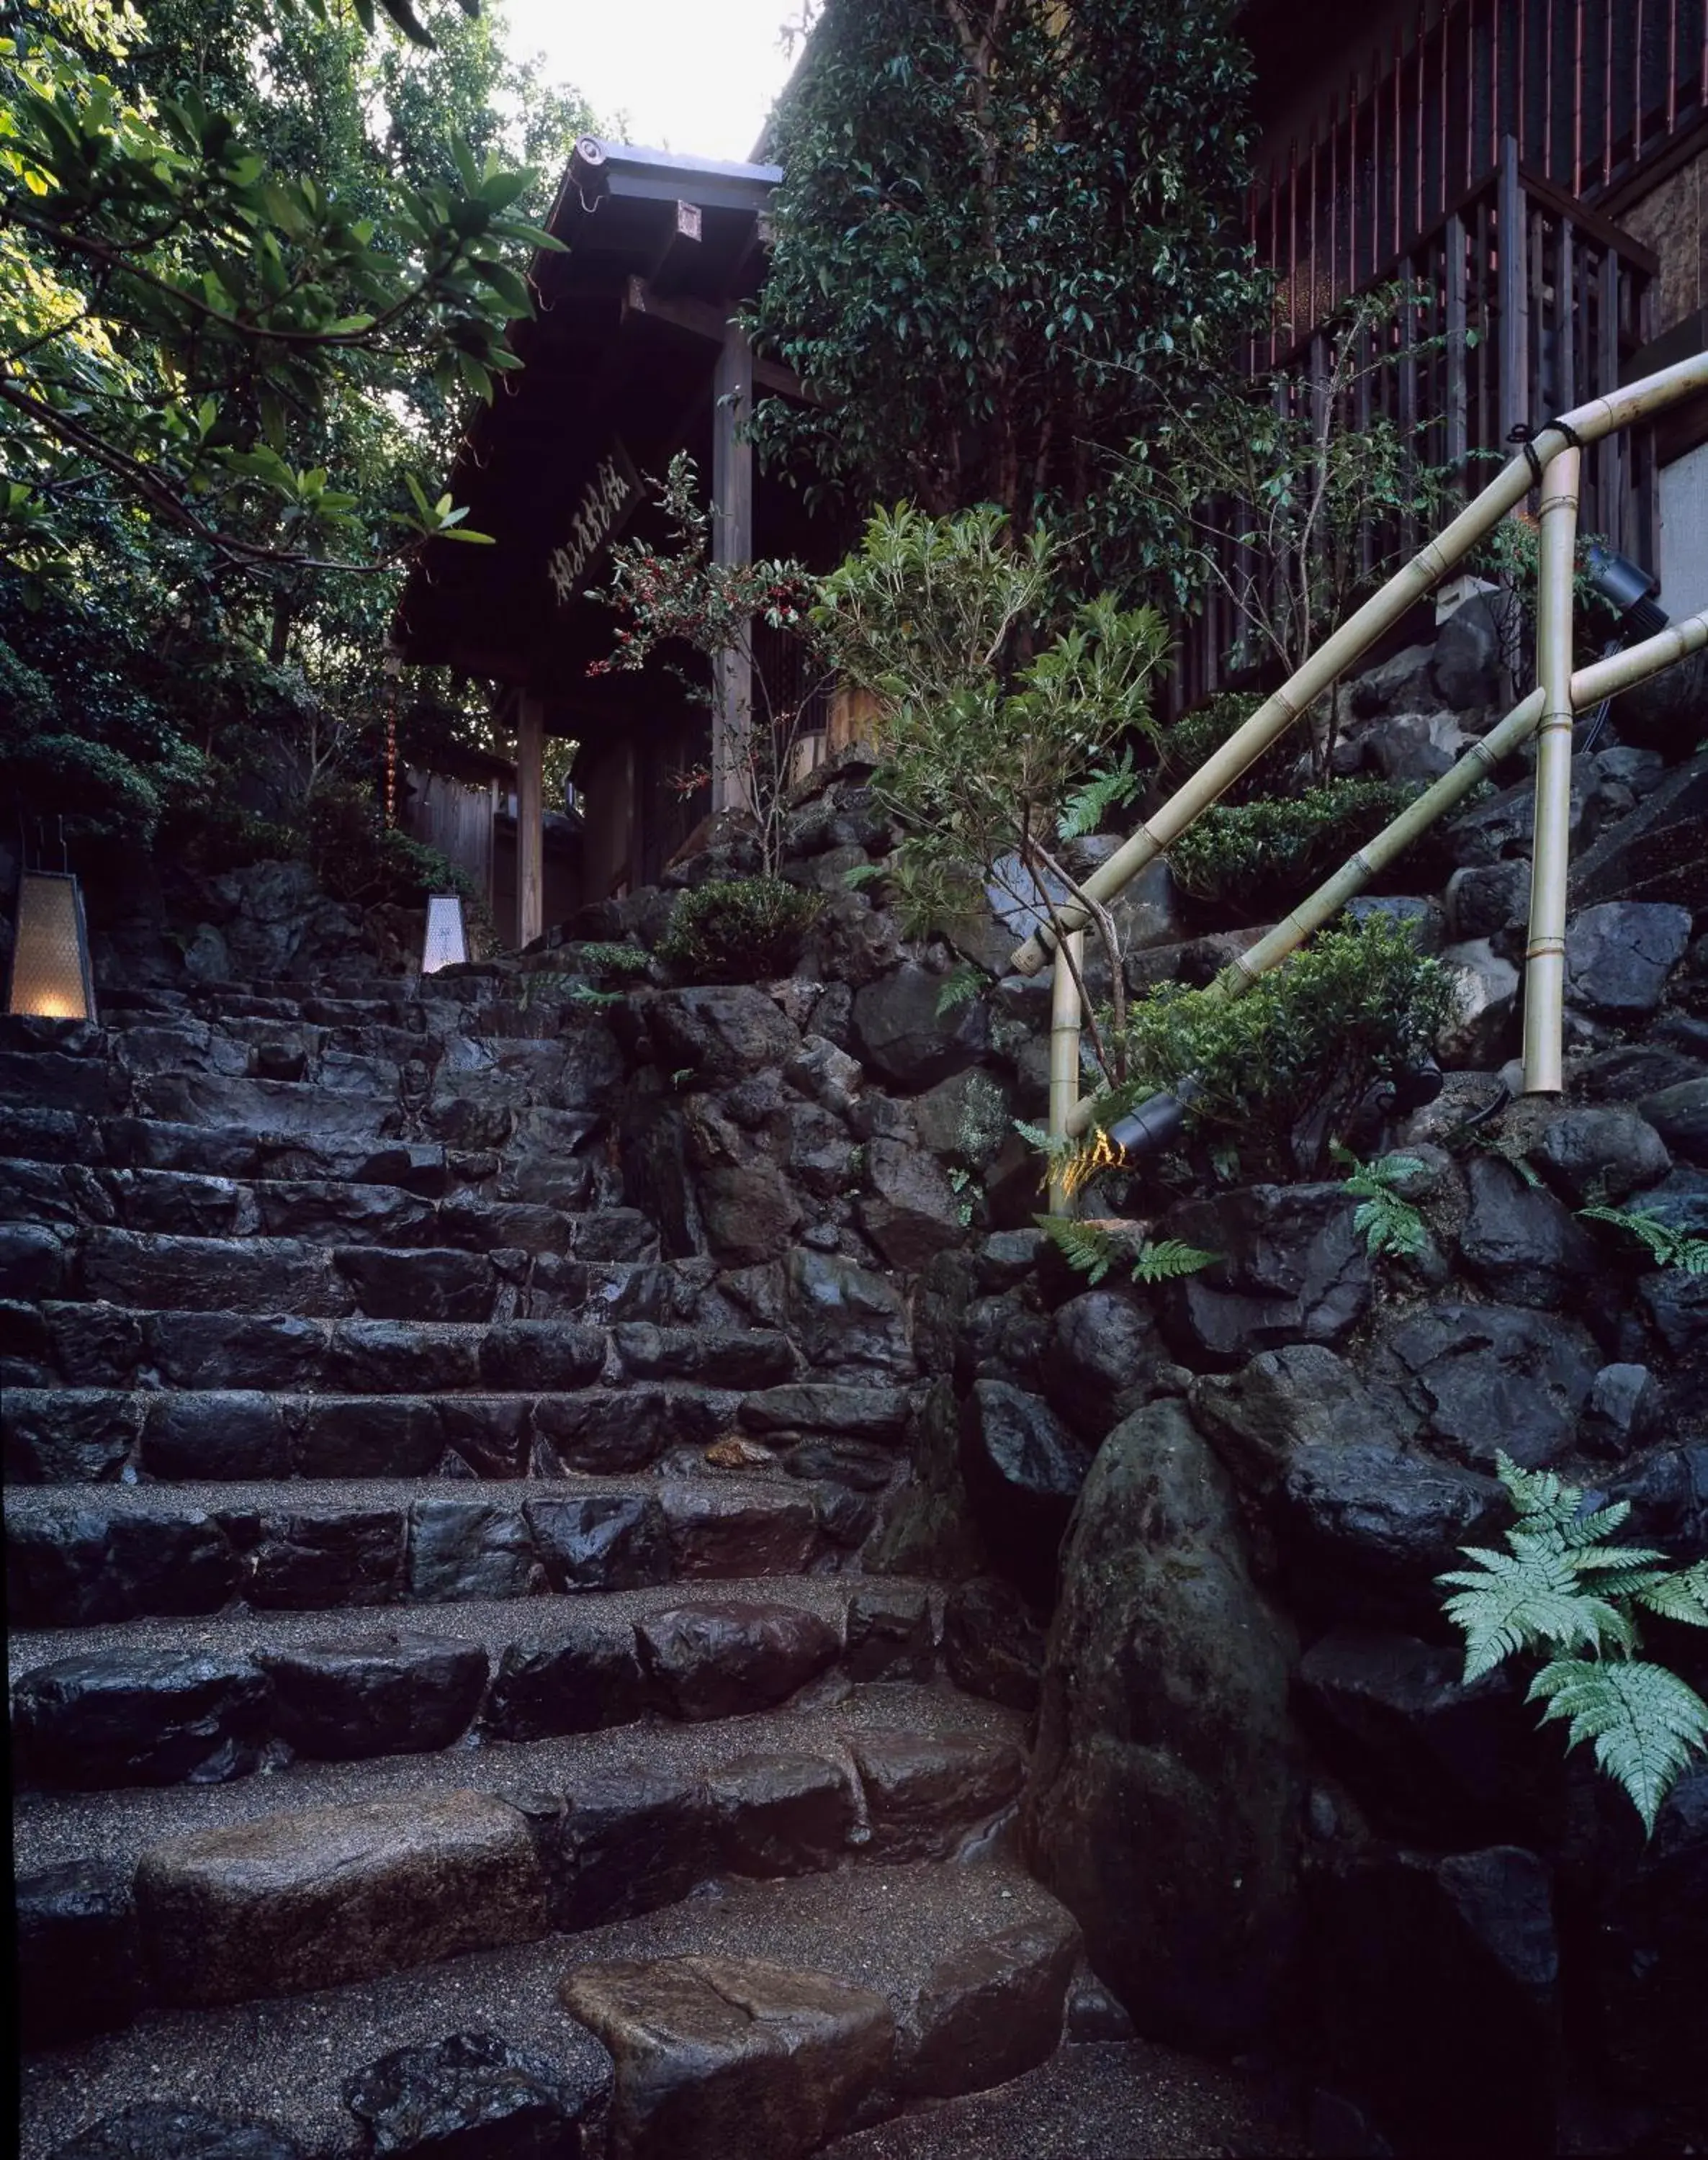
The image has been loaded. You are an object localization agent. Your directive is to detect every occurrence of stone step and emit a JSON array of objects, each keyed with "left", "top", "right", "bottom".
[
  {"left": 5, "top": 1372, "right": 907, "bottom": 1490},
  {"left": 0, "top": 1111, "right": 464, "bottom": 1187},
  {"left": 17, "top": 1858, "right": 1085, "bottom": 2160},
  {"left": 4, "top": 1476, "right": 853, "bottom": 1628},
  {"left": 14, "top": 1688, "right": 1029, "bottom": 2038},
  {"left": 9, "top": 1576, "right": 941, "bottom": 1790},
  {"left": 0, "top": 1158, "right": 585, "bottom": 1251}
]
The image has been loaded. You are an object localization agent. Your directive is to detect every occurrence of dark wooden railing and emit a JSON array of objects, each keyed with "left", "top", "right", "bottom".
[{"left": 1172, "top": 140, "right": 1658, "bottom": 712}]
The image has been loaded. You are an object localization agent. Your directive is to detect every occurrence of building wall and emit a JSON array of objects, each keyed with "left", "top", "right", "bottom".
[{"left": 1621, "top": 147, "right": 1708, "bottom": 337}]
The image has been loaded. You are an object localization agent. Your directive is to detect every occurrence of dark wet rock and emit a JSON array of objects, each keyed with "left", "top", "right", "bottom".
[
  {"left": 294, "top": 1396, "right": 442, "bottom": 1480},
  {"left": 1368, "top": 1301, "right": 1599, "bottom": 1470},
  {"left": 957, "top": 1380, "right": 1096, "bottom": 1604},
  {"left": 706, "top": 1752, "right": 859, "bottom": 1877},
  {"left": 1445, "top": 861, "right": 1530, "bottom": 942},
  {"left": 1565, "top": 901, "right": 1692, "bottom": 1017},
  {"left": 246, "top": 1506, "right": 407, "bottom": 1611},
  {"left": 695, "top": 1161, "right": 803, "bottom": 1267},
  {"left": 84, "top": 1230, "right": 349, "bottom": 1316},
  {"left": 525, "top": 1493, "right": 670, "bottom": 1592},
  {"left": 40, "top": 1300, "right": 145, "bottom": 1387},
  {"left": 534, "top": 1765, "right": 716, "bottom": 1929},
  {"left": 5, "top": 1387, "right": 141, "bottom": 1483},
  {"left": 647, "top": 987, "right": 801, "bottom": 1086},
  {"left": 47, "top": 2105, "right": 302, "bottom": 2160},
  {"left": 142, "top": 1392, "right": 289, "bottom": 1482},
  {"left": 337, "top": 1248, "right": 495, "bottom": 1323},
  {"left": 1158, "top": 1183, "right": 1373, "bottom": 1367},
  {"left": 1437, "top": 940, "right": 1521, "bottom": 1065},
  {"left": 8, "top": 1508, "right": 240, "bottom": 1628},
  {"left": 482, "top": 1629, "right": 647, "bottom": 1743},
  {"left": 781, "top": 1434, "right": 895, "bottom": 1489},
  {"left": 897, "top": 1913, "right": 1080, "bottom": 2101},
  {"left": 260, "top": 1633, "right": 488, "bottom": 1760},
  {"left": 1458, "top": 1156, "right": 1598, "bottom": 1309},
  {"left": 863, "top": 1381, "right": 989, "bottom": 1585},
  {"left": 973, "top": 1229, "right": 1044, "bottom": 1291},
  {"left": 851, "top": 964, "right": 988, "bottom": 1089},
  {"left": 1606, "top": 1444, "right": 1708, "bottom": 1560},
  {"left": 1443, "top": 762, "right": 1594, "bottom": 867},
  {"left": 953, "top": 1292, "right": 1051, "bottom": 1394},
  {"left": 765, "top": 1100, "right": 859, "bottom": 1197},
  {"left": 1532, "top": 1106, "right": 1671, "bottom": 1205},
  {"left": 613, "top": 1323, "right": 794, "bottom": 1389},
  {"left": 1023, "top": 1399, "right": 1303, "bottom": 2052},
  {"left": 1637, "top": 1076, "right": 1708, "bottom": 1164},
  {"left": 740, "top": 1384, "right": 910, "bottom": 1443},
  {"left": 1188, "top": 1343, "right": 1405, "bottom": 1490},
  {"left": 911, "top": 1068, "right": 1013, "bottom": 1167},
  {"left": 406, "top": 1500, "right": 546, "bottom": 1602},
  {"left": 14, "top": 1647, "right": 271, "bottom": 1790},
  {"left": 635, "top": 1601, "right": 840, "bottom": 1722},
  {"left": 1295, "top": 1629, "right": 1544, "bottom": 1840},
  {"left": 814, "top": 1485, "right": 879, "bottom": 1551},
  {"left": 1579, "top": 1363, "right": 1660, "bottom": 1458},
  {"left": 844, "top": 1581, "right": 935, "bottom": 1681},
  {"left": 850, "top": 1732, "right": 1025, "bottom": 1860},
  {"left": 343, "top": 2028, "right": 613, "bottom": 2159},
  {"left": 1040, "top": 1290, "right": 1169, "bottom": 1441},
  {"left": 857, "top": 1139, "right": 965, "bottom": 1270},
  {"left": 17, "top": 1858, "right": 143, "bottom": 2047},
  {"left": 1637, "top": 1269, "right": 1708, "bottom": 1359},
  {"left": 781, "top": 1247, "right": 912, "bottom": 1378},
  {"left": 942, "top": 1575, "right": 1046, "bottom": 1711},
  {"left": 534, "top": 1390, "right": 719, "bottom": 1475},
  {"left": 560, "top": 1955, "right": 891, "bottom": 2160},
  {"left": 437, "top": 1398, "right": 532, "bottom": 1480},
  {"left": 146, "top": 1312, "right": 325, "bottom": 1392},
  {"left": 659, "top": 1485, "right": 821, "bottom": 1579},
  {"left": 136, "top": 1791, "right": 546, "bottom": 2005},
  {"left": 478, "top": 1320, "right": 606, "bottom": 1391},
  {"left": 1311, "top": 1845, "right": 1560, "bottom": 2159}
]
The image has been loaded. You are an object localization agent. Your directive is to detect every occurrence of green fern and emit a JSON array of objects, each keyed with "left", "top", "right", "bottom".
[
  {"left": 1438, "top": 1451, "right": 1708, "bottom": 1832},
  {"left": 935, "top": 960, "right": 987, "bottom": 1017},
  {"left": 1057, "top": 748, "right": 1141, "bottom": 841},
  {"left": 842, "top": 860, "right": 890, "bottom": 890},
  {"left": 1333, "top": 1145, "right": 1429, "bottom": 1260},
  {"left": 1578, "top": 1204, "right": 1708, "bottom": 1274},
  {"left": 1529, "top": 1660, "right": 1708, "bottom": 1836},
  {"left": 1035, "top": 1214, "right": 1217, "bottom": 1289}
]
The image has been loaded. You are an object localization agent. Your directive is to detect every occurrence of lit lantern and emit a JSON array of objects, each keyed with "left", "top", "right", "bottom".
[
  {"left": 6, "top": 870, "right": 98, "bottom": 1022},
  {"left": 421, "top": 892, "right": 468, "bottom": 975}
]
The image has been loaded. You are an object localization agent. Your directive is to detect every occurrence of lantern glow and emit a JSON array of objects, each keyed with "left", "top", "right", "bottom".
[{"left": 7, "top": 871, "right": 97, "bottom": 1023}]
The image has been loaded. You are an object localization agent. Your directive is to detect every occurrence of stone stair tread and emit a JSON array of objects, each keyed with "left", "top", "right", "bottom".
[
  {"left": 19, "top": 1860, "right": 1071, "bottom": 2160},
  {"left": 8, "top": 1570, "right": 937, "bottom": 1681},
  {"left": 14, "top": 1679, "right": 1024, "bottom": 1876},
  {"left": 817, "top": 2040, "right": 1305, "bottom": 2159},
  {"left": 4, "top": 1470, "right": 821, "bottom": 1516}
]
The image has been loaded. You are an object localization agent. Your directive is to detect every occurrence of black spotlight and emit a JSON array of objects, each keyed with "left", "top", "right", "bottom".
[{"left": 1579, "top": 545, "right": 1668, "bottom": 752}]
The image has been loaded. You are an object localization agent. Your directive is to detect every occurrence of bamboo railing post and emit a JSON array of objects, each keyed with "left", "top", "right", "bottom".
[
  {"left": 1522, "top": 446, "right": 1583, "bottom": 1092},
  {"left": 1048, "top": 932, "right": 1084, "bottom": 1211}
]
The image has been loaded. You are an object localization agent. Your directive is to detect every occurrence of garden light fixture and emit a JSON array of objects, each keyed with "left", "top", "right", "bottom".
[
  {"left": 421, "top": 893, "right": 469, "bottom": 975},
  {"left": 6, "top": 870, "right": 98, "bottom": 1022}
]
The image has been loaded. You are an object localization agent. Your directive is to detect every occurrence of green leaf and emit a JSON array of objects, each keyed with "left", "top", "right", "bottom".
[
  {"left": 935, "top": 960, "right": 985, "bottom": 1017},
  {"left": 1529, "top": 1658, "right": 1708, "bottom": 1835}
]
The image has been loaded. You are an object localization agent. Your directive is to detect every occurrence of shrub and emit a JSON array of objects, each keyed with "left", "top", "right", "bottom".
[
  {"left": 1157, "top": 692, "right": 1296, "bottom": 804},
  {"left": 1167, "top": 775, "right": 1422, "bottom": 914},
  {"left": 1113, "top": 912, "right": 1455, "bottom": 1177},
  {"left": 307, "top": 783, "right": 479, "bottom": 912},
  {"left": 659, "top": 876, "right": 822, "bottom": 981}
]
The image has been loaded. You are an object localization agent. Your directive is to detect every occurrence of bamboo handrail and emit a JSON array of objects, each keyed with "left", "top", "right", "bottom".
[
  {"left": 1057, "top": 603, "right": 1708, "bottom": 1141},
  {"left": 1013, "top": 346, "right": 1708, "bottom": 984},
  {"left": 1522, "top": 447, "right": 1583, "bottom": 1092}
]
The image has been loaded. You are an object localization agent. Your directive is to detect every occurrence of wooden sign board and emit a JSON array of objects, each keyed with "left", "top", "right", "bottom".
[{"left": 547, "top": 441, "right": 644, "bottom": 606}]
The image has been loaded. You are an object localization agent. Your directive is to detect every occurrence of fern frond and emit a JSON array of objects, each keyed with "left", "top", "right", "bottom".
[
  {"left": 1635, "top": 1557, "right": 1708, "bottom": 1629},
  {"left": 1035, "top": 1213, "right": 1122, "bottom": 1286},
  {"left": 1057, "top": 749, "right": 1140, "bottom": 841},
  {"left": 842, "top": 861, "right": 890, "bottom": 889},
  {"left": 1579, "top": 1204, "right": 1708, "bottom": 1274},
  {"left": 1336, "top": 1148, "right": 1429, "bottom": 1259},
  {"left": 1529, "top": 1657, "right": 1708, "bottom": 1834},
  {"left": 935, "top": 960, "right": 986, "bottom": 1017},
  {"left": 1494, "top": 1452, "right": 1588, "bottom": 1536},
  {"left": 1439, "top": 1543, "right": 1637, "bottom": 1681},
  {"left": 1129, "top": 1238, "right": 1218, "bottom": 1282}
]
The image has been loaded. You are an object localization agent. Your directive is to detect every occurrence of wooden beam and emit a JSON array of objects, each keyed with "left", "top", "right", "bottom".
[
  {"left": 711, "top": 323, "right": 755, "bottom": 818},
  {"left": 516, "top": 690, "right": 546, "bottom": 949},
  {"left": 622, "top": 276, "right": 814, "bottom": 402}
]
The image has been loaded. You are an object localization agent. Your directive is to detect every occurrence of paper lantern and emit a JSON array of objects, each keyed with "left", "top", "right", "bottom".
[
  {"left": 7, "top": 870, "right": 97, "bottom": 1022},
  {"left": 421, "top": 892, "right": 468, "bottom": 974}
]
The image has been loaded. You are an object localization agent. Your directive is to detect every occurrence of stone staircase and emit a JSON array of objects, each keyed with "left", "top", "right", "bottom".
[{"left": 1, "top": 966, "right": 1141, "bottom": 2160}]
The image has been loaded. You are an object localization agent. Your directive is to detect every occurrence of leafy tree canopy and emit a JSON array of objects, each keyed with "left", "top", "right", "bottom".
[{"left": 747, "top": 0, "right": 1267, "bottom": 588}]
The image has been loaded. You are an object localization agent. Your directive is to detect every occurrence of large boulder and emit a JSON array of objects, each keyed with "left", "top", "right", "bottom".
[
  {"left": 1022, "top": 1400, "right": 1303, "bottom": 2051},
  {"left": 1457, "top": 1156, "right": 1598, "bottom": 1310},
  {"left": 856, "top": 1140, "right": 965, "bottom": 1270},
  {"left": 1040, "top": 1290, "right": 1171, "bottom": 1441},
  {"left": 850, "top": 966, "right": 987, "bottom": 1090},
  {"left": 1564, "top": 901, "right": 1692, "bottom": 1018},
  {"left": 1367, "top": 1301, "right": 1599, "bottom": 1470},
  {"left": 1157, "top": 1183, "right": 1374, "bottom": 1367},
  {"left": 645, "top": 989, "right": 800, "bottom": 1086}
]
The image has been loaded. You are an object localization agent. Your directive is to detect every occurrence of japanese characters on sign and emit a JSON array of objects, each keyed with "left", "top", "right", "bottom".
[{"left": 547, "top": 444, "right": 643, "bottom": 604}]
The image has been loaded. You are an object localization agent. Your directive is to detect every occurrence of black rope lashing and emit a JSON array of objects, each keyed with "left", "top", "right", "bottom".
[{"left": 1507, "top": 416, "right": 1586, "bottom": 487}]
